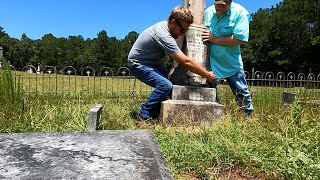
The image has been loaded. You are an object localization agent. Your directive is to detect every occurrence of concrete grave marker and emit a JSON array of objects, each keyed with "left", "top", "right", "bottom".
[{"left": 0, "top": 130, "right": 174, "bottom": 180}]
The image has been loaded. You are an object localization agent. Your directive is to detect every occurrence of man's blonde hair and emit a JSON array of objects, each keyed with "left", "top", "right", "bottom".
[{"left": 168, "top": 7, "right": 194, "bottom": 24}]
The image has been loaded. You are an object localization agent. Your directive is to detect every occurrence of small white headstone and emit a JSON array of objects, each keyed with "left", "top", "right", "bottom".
[{"left": 37, "top": 66, "right": 41, "bottom": 74}]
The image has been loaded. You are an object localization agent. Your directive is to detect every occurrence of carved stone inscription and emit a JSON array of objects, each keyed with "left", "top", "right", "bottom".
[
  {"left": 186, "top": 25, "right": 209, "bottom": 68},
  {"left": 185, "top": 25, "right": 209, "bottom": 84}
]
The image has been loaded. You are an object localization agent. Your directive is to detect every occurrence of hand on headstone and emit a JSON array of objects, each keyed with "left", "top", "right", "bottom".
[
  {"left": 207, "top": 71, "right": 216, "bottom": 84},
  {"left": 202, "top": 30, "right": 216, "bottom": 43}
]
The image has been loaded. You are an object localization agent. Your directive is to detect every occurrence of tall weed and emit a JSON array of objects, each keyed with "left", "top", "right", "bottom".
[{"left": 0, "top": 60, "right": 23, "bottom": 118}]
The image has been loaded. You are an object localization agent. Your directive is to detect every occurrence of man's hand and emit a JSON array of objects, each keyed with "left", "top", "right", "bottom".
[
  {"left": 207, "top": 71, "right": 216, "bottom": 84},
  {"left": 202, "top": 30, "right": 216, "bottom": 43}
]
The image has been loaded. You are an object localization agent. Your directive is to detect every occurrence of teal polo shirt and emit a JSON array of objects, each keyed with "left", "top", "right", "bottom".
[{"left": 204, "top": 2, "right": 251, "bottom": 78}]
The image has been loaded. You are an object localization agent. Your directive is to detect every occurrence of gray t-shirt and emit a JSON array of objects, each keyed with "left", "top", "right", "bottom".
[{"left": 128, "top": 21, "right": 181, "bottom": 66}]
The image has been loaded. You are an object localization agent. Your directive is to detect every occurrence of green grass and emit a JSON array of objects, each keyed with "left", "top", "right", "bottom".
[
  {"left": 1, "top": 93, "right": 318, "bottom": 179},
  {"left": 154, "top": 107, "right": 319, "bottom": 179},
  {"left": 1, "top": 68, "right": 319, "bottom": 179}
]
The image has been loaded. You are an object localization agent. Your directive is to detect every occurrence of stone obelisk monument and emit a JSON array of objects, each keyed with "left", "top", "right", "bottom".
[
  {"left": 160, "top": 0, "right": 225, "bottom": 125},
  {"left": 170, "top": 0, "right": 209, "bottom": 86}
]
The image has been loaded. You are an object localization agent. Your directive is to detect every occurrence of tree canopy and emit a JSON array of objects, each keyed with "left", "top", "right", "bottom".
[{"left": 0, "top": 0, "right": 319, "bottom": 74}]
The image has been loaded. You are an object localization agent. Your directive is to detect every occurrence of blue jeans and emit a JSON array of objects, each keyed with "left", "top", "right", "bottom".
[
  {"left": 214, "top": 70, "right": 253, "bottom": 115},
  {"left": 128, "top": 63, "right": 172, "bottom": 120}
]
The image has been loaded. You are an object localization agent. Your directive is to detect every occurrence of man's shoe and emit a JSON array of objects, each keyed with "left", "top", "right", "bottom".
[
  {"left": 244, "top": 112, "right": 252, "bottom": 118},
  {"left": 244, "top": 109, "right": 253, "bottom": 117},
  {"left": 138, "top": 115, "right": 153, "bottom": 122},
  {"left": 136, "top": 111, "right": 152, "bottom": 121}
]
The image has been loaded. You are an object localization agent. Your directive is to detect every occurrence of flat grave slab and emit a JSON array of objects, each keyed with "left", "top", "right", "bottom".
[{"left": 0, "top": 130, "right": 173, "bottom": 180}]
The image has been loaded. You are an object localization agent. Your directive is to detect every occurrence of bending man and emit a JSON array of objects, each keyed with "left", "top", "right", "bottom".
[{"left": 128, "top": 7, "right": 216, "bottom": 121}]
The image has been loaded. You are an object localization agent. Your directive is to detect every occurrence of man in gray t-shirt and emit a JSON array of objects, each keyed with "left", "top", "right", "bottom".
[{"left": 128, "top": 7, "right": 216, "bottom": 121}]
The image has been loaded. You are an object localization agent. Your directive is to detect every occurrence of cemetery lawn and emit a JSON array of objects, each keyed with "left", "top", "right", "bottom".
[{"left": 1, "top": 93, "right": 319, "bottom": 180}]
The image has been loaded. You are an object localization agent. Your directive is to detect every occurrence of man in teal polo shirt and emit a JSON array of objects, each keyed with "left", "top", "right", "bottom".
[{"left": 202, "top": 0, "right": 253, "bottom": 117}]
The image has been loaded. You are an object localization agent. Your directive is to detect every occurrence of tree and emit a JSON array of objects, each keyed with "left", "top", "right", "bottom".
[
  {"left": 3, "top": 38, "right": 20, "bottom": 68},
  {"left": 19, "top": 33, "right": 37, "bottom": 66},
  {"left": 65, "top": 35, "right": 86, "bottom": 70},
  {"left": 0, "top": 26, "right": 9, "bottom": 40},
  {"left": 0, "top": 26, "right": 11, "bottom": 66},
  {"left": 250, "top": 0, "right": 320, "bottom": 73},
  {"left": 90, "top": 30, "right": 110, "bottom": 70}
]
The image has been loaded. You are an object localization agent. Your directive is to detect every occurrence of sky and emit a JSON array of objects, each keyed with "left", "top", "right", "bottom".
[{"left": 1, "top": 0, "right": 283, "bottom": 40}]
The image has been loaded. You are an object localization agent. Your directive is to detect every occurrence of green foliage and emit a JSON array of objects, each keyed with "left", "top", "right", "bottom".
[
  {"left": 249, "top": 0, "right": 320, "bottom": 73},
  {"left": 290, "top": 101, "right": 304, "bottom": 125},
  {"left": 0, "top": 26, "right": 9, "bottom": 39},
  {"left": 311, "top": 35, "right": 320, "bottom": 46}
]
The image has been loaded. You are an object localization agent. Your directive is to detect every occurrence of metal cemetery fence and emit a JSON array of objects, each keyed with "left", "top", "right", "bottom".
[
  {"left": 8, "top": 65, "right": 152, "bottom": 96},
  {"left": 3, "top": 65, "right": 320, "bottom": 100}
]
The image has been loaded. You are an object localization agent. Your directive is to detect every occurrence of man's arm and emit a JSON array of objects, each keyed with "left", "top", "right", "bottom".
[
  {"left": 169, "top": 52, "right": 216, "bottom": 83},
  {"left": 202, "top": 30, "right": 246, "bottom": 46}
]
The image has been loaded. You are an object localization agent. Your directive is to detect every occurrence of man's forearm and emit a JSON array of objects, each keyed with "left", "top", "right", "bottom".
[{"left": 212, "top": 35, "right": 245, "bottom": 46}]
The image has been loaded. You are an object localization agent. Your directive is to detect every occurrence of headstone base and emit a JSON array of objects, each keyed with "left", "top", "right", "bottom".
[
  {"left": 160, "top": 100, "right": 225, "bottom": 126},
  {"left": 172, "top": 85, "right": 216, "bottom": 102}
]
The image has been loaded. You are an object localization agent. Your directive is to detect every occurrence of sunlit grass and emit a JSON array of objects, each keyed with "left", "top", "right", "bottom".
[
  {"left": 1, "top": 70, "right": 319, "bottom": 179},
  {"left": 1, "top": 92, "right": 318, "bottom": 179}
]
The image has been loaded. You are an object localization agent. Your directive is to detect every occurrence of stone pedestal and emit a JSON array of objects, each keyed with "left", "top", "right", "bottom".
[
  {"left": 160, "top": 100, "right": 225, "bottom": 126},
  {"left": 160, "top": 85, "right": 225, "bottom": 125}
]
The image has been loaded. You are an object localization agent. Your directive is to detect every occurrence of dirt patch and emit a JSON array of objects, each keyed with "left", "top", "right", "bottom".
[
  {"left": 208, "top": 166, "right": 270, "bottom": 180},
  {"left": 179, "top": 166, "right": 272, "bottom": 180}
]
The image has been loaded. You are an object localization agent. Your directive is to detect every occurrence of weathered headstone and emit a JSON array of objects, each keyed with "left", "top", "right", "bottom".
[
  {"left": 88, "top": 104, "right": 103, "bottom": 131},
  {"left": 282, "top": 92, "right": 296, "bottom": 105},
  {"left": 161, "top": 0, "right": 225, "bottom": 125},
  {"left": 37, "top": 65, "right": 41, "bottom": 74},
  {"left": 0, "top": 130, "right": 174, "bottom": 180}
]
